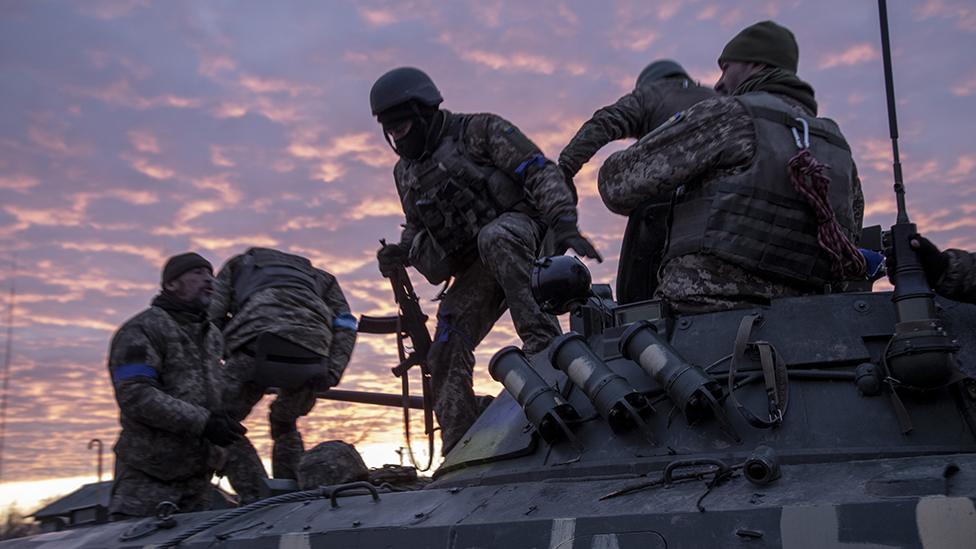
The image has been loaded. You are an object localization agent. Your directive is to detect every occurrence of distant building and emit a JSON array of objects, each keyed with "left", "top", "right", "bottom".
[{"left": 30, "top": 481, "right": 235, "bottom": 532}]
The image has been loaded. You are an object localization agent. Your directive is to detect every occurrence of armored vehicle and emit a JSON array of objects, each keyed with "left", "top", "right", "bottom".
[{"left": 3, "top": 2, "right": 976, "bottom": 547}]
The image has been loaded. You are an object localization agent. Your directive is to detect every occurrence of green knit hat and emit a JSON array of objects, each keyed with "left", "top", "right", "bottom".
[{"left": 718, "top": 20, "right": 799, "bottom": 73}]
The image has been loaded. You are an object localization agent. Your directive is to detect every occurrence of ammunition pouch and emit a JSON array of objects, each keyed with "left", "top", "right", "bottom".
[
  {"left": 251, "top": 333, "right": 328, "bottom": 390},
  {"left": 408, "top": 230, "right": 477, "bottom": 285}
]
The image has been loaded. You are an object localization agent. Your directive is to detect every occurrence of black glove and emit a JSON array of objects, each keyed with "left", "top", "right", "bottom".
[
  {"left": 377, "top": 243, "right": 408, "bottom": 277},
  {"left": 203, "top": 412, "right": 246, "bottom": 447},
  {"left": 911, "top": 234, "right": 949, "bottom": 287},
  {"left": 551, "top": 216, "right": 602, "bottom": 263},
  {"left": 558, "top": 162, "right": 579, "bottom": 205}
]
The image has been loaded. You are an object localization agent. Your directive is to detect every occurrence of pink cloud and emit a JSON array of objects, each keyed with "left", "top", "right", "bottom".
[
  {"left": 127, "top": 130, "right": 160, "bottom": 154},
  {"left": 359, "top": 7, "right": 397, "bottom": 27},
  {"left": 951, "top": 73, "right": 976, "bottom": 96},
  {"left": 914, "top": 0, "right": 976, "bottom": 32},
  {"left": 947, "top": 154, "right": 976, "bottom": 184},
  {"left": 818, "top": 43, "right": 879, "bottom": 70},
  {"left": 458, "top": 48, "right": 557, "bottom": 75}
]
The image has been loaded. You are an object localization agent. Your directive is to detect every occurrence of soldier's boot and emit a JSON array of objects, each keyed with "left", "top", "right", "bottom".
[
  {"left": 271, "top": 420, "right": 304, "bottom": 479},
  {"left": 222, "top": 437, "right": 269, "bottom": 504}
]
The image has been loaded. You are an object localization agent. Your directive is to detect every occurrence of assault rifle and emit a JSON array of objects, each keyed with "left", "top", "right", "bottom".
[{"left": 358, "top": 240, "right": 436, "bottom": 470}]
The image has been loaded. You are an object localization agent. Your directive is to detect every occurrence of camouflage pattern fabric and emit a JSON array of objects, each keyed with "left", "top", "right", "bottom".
[
  {"left": 218, "top": 352, "right": 319, "bottom": 501},
  {"left": 598, "top": 95, "right": 865, "bottom": 314},
  {"left": 109, "top": 459, "right": 213, "bottom": 518},
  {"left": 210, "top": 254, "right": 357, "bottom": 373},
  {"left": 209, "top": 252, "right": 356, "bottom": 500},
  {"left": 297, "top": 440, "right": 369, "bottom": 489},
  {"left": 106, "top": 304, "right": 223, "bottom": 516},
  {"left": 938, "top": 249, "right": 976, "bottom": 304},
  {"left": 429, "top": 212, "right": 560, "bottom": 453},
  {"left": 394, "top": 111, "right": 578, "bottom": 253},
  {"left": 559, "top": 77, "right": 717, "bottom": 176}
]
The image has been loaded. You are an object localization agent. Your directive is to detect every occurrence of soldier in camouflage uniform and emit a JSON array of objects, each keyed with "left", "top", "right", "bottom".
[
  {"left": 209, "top": 247, "right": 357, "bottom": 502},
  {"left": 370, "top": 67, "right": 601, "bottom": 454},
  {"left": 559, "top": 60, "right": 716, "bottom": 303},
  {"left": 599, "top": 21, "right": 865, "bottom": 314},
  {"left": 108, "top": 252, "right": 246, "bottom": 519}
]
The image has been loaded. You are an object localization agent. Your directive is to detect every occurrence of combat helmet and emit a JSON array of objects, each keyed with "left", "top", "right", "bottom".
[
  {"left": 369, "top": 67, "right": 443, "bottom": 116},
  {"left": 635, "top": 59, "right": 689, "bottom": 89},
  {"left": 531, "top": 256, "right": 593, "bottom": 315}
]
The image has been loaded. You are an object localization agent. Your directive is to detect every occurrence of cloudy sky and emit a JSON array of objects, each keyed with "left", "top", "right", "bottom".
[{"left": 1, "top": 0, "right": 974, "bottom": 510}]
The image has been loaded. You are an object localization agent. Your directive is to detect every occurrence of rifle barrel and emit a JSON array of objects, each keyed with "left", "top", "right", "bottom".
[{"left": 317, "top": 389, "right": 425, "bottom": 410}]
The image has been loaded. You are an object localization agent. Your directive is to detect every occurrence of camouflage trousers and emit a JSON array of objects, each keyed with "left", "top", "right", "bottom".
[
  {"left": 109, "top": 460, "right": 213, "bottom": 518},
  {"left": 219, "top": 352, "right": 318, "bottom": 503},
  {"left": 658, "top": 254, "right": 804, "bottom": 314},
  {"left": 430, "top": 212, "right": 560, "bottom": 454}
]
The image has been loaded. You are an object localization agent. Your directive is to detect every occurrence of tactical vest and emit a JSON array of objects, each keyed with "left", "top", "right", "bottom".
[
  {"left": 233, "top": 248, "right": 318, "bottom": 308},
  {"left": 403, "top": 117, "right": 530, "bottom": 258},
  {"left": 664, "top": 92, "right": 858, "bottom": 287}
]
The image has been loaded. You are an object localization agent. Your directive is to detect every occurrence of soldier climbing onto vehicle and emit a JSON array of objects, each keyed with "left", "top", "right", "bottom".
[
  {"left": 209, "top": 247, "right": 357, "bottom": 503},
  {"left": 370, "top": 66, "right": 602, "bottom": 454},
  {"left": 559, "top": 59, "right": 716, "bottom": 303},
  {"left": 107, "top": 252, "right": 245, "bottom": 519},
  {"left": 598, "top": 20, "right": 865, "bottom": 314}
]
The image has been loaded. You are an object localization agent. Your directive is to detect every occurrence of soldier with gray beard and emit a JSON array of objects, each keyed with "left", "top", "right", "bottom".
[
  {"left": 599, "top": 21, "right": 865, "bottom": 314},
  {"left": 108, "top": 253, "right": 245, "bottom": 519},
  {"left": 209, "top": 247, "right": 356, "bottom": 503},
  {"left": 370, "top": 67, "right": 602, "bottom": 454}
]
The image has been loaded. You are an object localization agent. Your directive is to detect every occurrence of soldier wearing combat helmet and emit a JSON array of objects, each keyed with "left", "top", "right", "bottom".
[
  {"left": 599, "top": 21, "right": 865, "bottom": 314},
  {"left": 559, "top": 59, "right": 716, "bottom": 303},
  {"left": 371, "top": 67, "right": 602, "bottom": 454}
]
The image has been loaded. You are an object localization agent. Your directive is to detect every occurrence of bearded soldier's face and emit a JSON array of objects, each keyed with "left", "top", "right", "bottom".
[
  {"left": 715, "top": 61, "right": 764, "bottom": 95},
  {"left": 165, "top": 267, "right": 214, "bottom": 307}
]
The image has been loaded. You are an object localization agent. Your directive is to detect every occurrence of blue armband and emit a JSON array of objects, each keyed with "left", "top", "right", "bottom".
[
  {"left": 333, "top": 312, "right": 358, "bottom": 331},
  {"left": 514, "top": 154, "right": 546, "bottom": 176},
  {"left": 112, "top": 363, "right": 159, "bottom": 384}
]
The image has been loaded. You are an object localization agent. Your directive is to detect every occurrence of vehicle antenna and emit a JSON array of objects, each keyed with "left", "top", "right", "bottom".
[{"left": 877, "top": 0, "right": 957, "bottom": 395}]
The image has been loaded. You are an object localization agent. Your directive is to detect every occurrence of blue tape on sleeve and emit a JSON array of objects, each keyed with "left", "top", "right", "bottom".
[
  {"left": 112, "top": 363, "right": 159, "bottom": 384},
  {"left": 860, "top": 248, "right": 885, "bottom": 278},
  {"left": 514, "top": 154, "right": 546, "bottom": 176},
  {"left": 333, "top": 312, "right": 358, "bottom": 331}
]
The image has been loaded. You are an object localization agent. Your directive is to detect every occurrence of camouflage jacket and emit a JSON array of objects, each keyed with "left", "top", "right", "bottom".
[
  {"left": 559, "top": 77, "right": 717, "bottom": 176},
  {"left": 598, "top": 94, "right": 866, "bottom": 314},
  {"left": 394, "top": 110, "right": 577, "bottom": 254},
  {"left": 209, "top": 252, "right": 356, "bottom": 380},
  {"left": 937, "top": 249, "right": 976, "bottom": 304},
  {"left": 108, "top": 304, "right": 222, "bottom": 481}
]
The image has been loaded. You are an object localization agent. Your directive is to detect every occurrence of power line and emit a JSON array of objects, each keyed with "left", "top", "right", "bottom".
[{"left": 0, "top": 255, "right": 16, "bottom": 483}]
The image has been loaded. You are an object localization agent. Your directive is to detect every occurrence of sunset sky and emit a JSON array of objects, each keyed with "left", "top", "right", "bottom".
[{"left": 1, "top": 0, "right": 975, "bottom": 513}]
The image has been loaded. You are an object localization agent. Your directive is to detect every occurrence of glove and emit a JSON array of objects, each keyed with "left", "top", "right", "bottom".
[
  {"left": 377, "top": 243, "right": 408, "bottom": 277},
  {"left": 558, "top": 162, "right": 579, "bottom": 205},
  {"left": 203, "top": 412, "right": 247, "bottom": 447},
  {"left": 551, "top": 216, "right": 603, "bottom": 263},
  {"left": 911, "top": 234, "right": 949, "bottom": 287},
  {"left": 884, "top": 233, "right": 948, "bottom": 288}
]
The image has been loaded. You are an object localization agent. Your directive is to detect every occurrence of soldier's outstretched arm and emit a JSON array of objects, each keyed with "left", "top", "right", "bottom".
[
  {"left": 559, "top": 91, "right": 648, "bottom": 177},
  {"left": 319, "top": 269, "right": 357, "bottom": 386},
  {"left": 597, "top": 97, "right": 755, "bottom": 216},
  {"left": 108, "top": 323, "right": 211, "bottom": 437},
  {"left": 464, "top": 113, "right": 601, "bottom": 261},
  {"left": 940, "top": 249, "right": 976, "bottom": 304}
]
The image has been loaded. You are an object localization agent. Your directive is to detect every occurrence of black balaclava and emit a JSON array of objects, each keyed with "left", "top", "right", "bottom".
[{"left": 378, "top": 101, "right": 440, "bottom": 161}]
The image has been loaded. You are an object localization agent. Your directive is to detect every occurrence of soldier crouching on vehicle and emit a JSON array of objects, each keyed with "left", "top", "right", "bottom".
[
  {"left": 107, "top": 252, "right": 245, "bottom": 519},
  {"left": 208, "top": 247, "right": 357, "bottom": 503},
  {"left": 370, "top": 67, "right": 602, "bottom": 454}
]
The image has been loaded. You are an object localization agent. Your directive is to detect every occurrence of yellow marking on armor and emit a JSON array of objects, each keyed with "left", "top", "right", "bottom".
[
  {"left": 550, "top": 517, "right": 576, "bottom": 549},
  {"left": 590, "top": 533, "right": 621, "bottom": 549},
  {"left": 780, "top": 505, "right": 898, "bottom": 548},
  {"left": 279, "top": 532, "right": 312, "bottom": 549},
  {"left": 638, "top": 344, "right": 669, "bottom": 377},
  {"left": 916, "top": 496, "right": 976, "bottom": 549}
]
